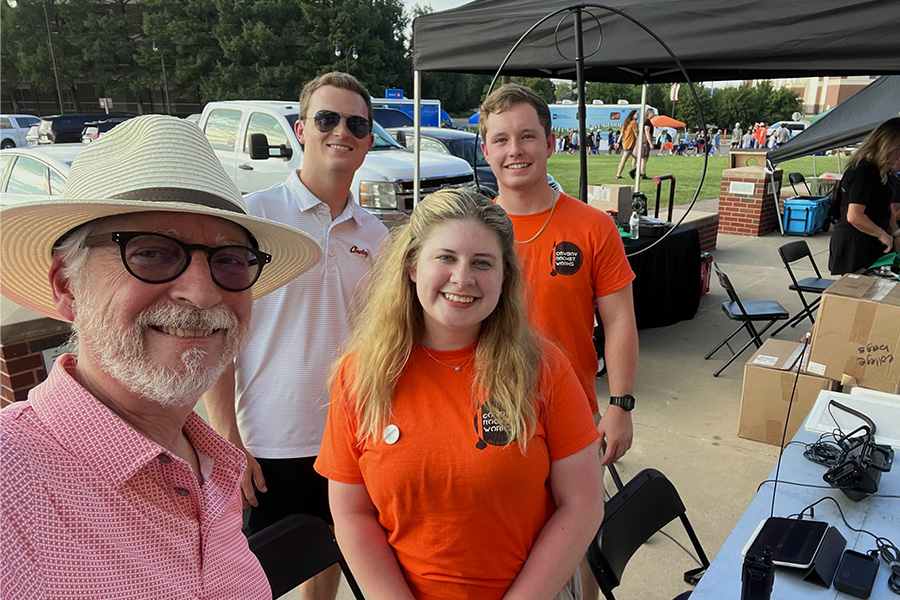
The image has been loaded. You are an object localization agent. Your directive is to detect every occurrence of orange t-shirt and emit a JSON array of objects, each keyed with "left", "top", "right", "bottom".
[
  {"left": 315, "top": 342, "right": 598, "bottom": 599},
  {"left": 621, "top": 120, "right": 638, "bottom": 150},
  {"left": 508, "top": 193, "right": 635, "bottom": 413}
]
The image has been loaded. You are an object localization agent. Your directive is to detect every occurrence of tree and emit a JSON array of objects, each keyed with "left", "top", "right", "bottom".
[
  {"left": 522, "top": 77, "right": 555, "bottom": 105},
  {"left": 585, "top": 82, "right": 637, "bottom": 104},
  {"left": 554, "top": 81, "right": 573, "bottom": 102}
]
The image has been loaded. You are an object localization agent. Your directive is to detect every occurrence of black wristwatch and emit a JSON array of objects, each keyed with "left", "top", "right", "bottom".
[{"left": 609, "top": 394, "right": 636, "bottom": 411}]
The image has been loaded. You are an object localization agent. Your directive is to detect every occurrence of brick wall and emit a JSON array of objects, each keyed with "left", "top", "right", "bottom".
[
  {"left": 718, "top": 167, "right": 782, "bottom": 236},
  {"left": 682, "top": 213, "right": 719, "bottom": 252},
  {"left": 1, "top": 324, "right": 70, "bottom": 408}
]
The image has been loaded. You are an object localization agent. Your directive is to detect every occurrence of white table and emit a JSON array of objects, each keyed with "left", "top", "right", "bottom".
[{"left": 690, "top": 422, "right": 899, "bottom": 598}]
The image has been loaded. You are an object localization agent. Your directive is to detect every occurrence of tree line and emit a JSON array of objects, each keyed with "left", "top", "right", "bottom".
[{"left": 1, "top": 0, "right": 799, "bottom": 125}]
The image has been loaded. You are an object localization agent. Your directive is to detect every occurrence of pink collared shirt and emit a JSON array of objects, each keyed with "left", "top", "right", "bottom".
[{"left": 0, "top": 354, "right": 270, "bottom": 600}]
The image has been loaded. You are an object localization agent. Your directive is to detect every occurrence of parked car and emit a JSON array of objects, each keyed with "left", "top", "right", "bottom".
[
  {"left": 372, "top": 107, "right": 414, "bottom": 128},
  {"left": 0, "top": 144, "right": 84, "bottom": 206},
  {"left": 38, "top": 113, "right": 132, "bottom": 144},
  {"left": 81, "top": 116, "right": 134, "bottom": 143},
  {"left": 1, "top": 114, "right": 41, "bottom": 149},
  {"left": 25, "top": 124, "right": 40, "bottom": 147},
  {"left": 185, "top": 113, "right": 202, "bottom": 125},
  {"left": 386, "top": 126, "right": 563, "bottom": 198},
  {"left": 197, "top": 100, "right": 475, "bottom": 227}
]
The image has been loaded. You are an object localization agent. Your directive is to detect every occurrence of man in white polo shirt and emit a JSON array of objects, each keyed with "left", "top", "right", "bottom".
[{"left": 205, "top": 71, "right": 387, "bottom": 600}]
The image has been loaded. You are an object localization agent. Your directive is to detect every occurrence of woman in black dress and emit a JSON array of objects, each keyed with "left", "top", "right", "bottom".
[{"left": 828, "top": 117, "right": 900, "bottom": 275}]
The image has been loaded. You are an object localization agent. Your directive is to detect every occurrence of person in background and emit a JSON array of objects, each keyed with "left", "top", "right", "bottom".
[
  {"left": 828, "top": 117, "right": 900, "bottom": 275},
  {"left": 776, "top": 123, "right": 791, "bottom": 147},
  {"left": 756, "top": 122, "right": 768, "bottom": 150},
  {"left": 316, "top": 189, "right": 604, "bottom": 599},
  {"left": 731, "top": 122, "right": 742, "bottom": 148},
  {"left": 0, "top": 115, "right": 322, "bottom": 599},
  {"left": 614, "top": 109, "right": 639, "bottom": 179},
  {"left": 631, "top": 108, "right": 656, "bottom": 180},
  {"left": 204, "top": 71, "right": 388, "bottom": 600},
  {"left": 741, "top": 129, "right": 754, "bottom": 149},
  {"left": 480, "top": 84, "right": 638, "bottom": 600}
]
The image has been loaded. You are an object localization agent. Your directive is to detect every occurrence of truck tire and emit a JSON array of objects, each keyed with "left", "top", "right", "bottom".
[{"left": 1, "top": 139, "right": 15, "bottom": 149}]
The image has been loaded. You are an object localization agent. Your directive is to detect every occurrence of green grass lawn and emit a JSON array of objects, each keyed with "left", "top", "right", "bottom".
[{"left": 547, "top": 152, "right": 847, "bottom": 204}]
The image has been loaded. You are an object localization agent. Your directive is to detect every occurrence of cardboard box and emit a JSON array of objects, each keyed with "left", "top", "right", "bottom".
[
  {"left": 739, "top": 339, "right": 840, "bottom": 446},
  {"left": 808, "top": 275, "right": 900, "bottom": 394},
  {"left": 587, "top": 184, "right": 632, "bottom": 225}
]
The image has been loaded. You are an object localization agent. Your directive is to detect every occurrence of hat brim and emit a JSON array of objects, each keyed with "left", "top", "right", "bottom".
[{"left": 0, "top": 198, "right": 323, "bottom": 321}]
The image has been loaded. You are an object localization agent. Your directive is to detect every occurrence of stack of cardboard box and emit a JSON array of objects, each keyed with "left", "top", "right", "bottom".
[{"left": 738, "top": 275, "right": 900, "bottom": 447}]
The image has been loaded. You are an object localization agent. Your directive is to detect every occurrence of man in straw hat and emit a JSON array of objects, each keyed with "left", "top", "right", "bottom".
[
  {"left": 204, "top": 71, "right": 387, "bottom": 600},
  {"left": 0, "top": 114, "right": 322, "bottom": 598}
]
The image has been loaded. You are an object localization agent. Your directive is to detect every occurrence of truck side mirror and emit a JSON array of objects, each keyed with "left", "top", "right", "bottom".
[
  {"left": 395, "top": 131, "right": 407, "bottom": 147},
  {"left": 249, "top": 133, "right": 271, "bottom": 159}
]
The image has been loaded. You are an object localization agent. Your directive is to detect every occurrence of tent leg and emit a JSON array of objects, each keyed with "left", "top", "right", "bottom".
[
  {"left": 574, "top": 8, "right": 588, "bottom": 203},
  {"left": 413, "top": 70, "right": 421, "bottom": 209},
  {"left": 634, "top": 83, "right": 648, "bottom": 194}
]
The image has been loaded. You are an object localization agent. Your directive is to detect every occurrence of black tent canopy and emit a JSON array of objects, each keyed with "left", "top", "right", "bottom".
[
  {"left": 413, "top": 0, "right": 900, "bottom": 84},
  {"left": 767, "top": 76, "right": 900, "bottom": 165}
]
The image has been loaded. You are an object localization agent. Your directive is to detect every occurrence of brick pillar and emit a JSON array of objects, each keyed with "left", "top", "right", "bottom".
[
  {"left": 718, "top": 167, "right": 783, "bottom": 236},
  {"left": 1, "top": 315, "right": 71, "bottom": 408}
]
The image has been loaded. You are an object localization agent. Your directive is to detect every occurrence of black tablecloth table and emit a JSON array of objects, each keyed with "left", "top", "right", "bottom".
[{"left": 624, "top": 225, "right": 701, "bottom": 330}]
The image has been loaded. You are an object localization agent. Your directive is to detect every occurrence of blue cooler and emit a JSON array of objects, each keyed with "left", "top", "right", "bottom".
[{"left": 782, "top": 195, "right": 829, "bottom": 236}]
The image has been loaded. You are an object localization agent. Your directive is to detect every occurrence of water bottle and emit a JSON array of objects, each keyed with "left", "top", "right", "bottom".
[{"left": 629, "top": 211, "right": 640, "bottom": 239}]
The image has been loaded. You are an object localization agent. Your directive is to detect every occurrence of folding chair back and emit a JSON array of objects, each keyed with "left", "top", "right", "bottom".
[
  {"left": 788, "top": 172, "right": 811, "bottom": 196},
  {"left": 770, "top": 241, "right": 836, "bottom": 336},
  {"left": 588, "top": 469, "right": 709, "bottom": 600},
  {"left": 248, "top": 514, "right": 365, "bottom": 599},
  {"left": 713, "top": 263, "right": 747, "bottom": 316}
]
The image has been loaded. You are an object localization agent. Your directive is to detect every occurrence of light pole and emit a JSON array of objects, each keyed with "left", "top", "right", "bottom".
[
  {"left": 6, "top": 0, "right": 65, "bottom": 113},
  {"left": 152, "top": 41, "right": 171, "bottom": 115},
  {"left": 334, "top": 42, "right": 358, "bottom": 73}
]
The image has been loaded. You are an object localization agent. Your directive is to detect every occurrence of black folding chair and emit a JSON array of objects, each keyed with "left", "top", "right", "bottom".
[
  {"left": 248, "top": 514, "right": 365, "bottom": 599},
  {"left": 771, "top": 241, "right": 836, "bottom": 336},
  {"left": 588, "top": 468, "right": 710, "bottom": 600},
  {"left": 704, "top": 263, "right": 789, "bottom": 377},
  {"left": 788, "top": 172, "right": 811, "bottom": 196}
]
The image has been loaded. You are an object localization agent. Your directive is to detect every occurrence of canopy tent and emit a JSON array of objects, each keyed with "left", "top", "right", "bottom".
[
  {"left": 767, "top": 76, "right": 900, "bottom": 165},
  {"left": 413, "top": 0, "right": 900, "bottom": 84},
  {"left": 468, "top": 112, "right": 480, "bottom": 124},
  {"left": 652, "top": 115, "right": 685, "bottom": 128}
]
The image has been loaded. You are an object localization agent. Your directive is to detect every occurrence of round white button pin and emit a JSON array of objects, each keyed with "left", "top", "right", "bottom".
[{"left": 383, "top": 424, "right": 400, "bottom": 445}]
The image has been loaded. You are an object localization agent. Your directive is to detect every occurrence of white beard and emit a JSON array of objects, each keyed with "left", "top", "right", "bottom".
[{"left": 72, "top": 287, "right": 248, "bottom": 409}]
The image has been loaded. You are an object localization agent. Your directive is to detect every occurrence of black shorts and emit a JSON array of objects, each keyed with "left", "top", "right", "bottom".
[{"left": 242, "top": 456, "right": 332, "bottom": 537}]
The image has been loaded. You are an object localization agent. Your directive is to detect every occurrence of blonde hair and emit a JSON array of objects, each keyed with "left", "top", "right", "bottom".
[
  {"left": 479, "top": 84, "right": 552, "bottom": 140},
  {"left": 299, "top": 71, "right": 373, "bottom": 125},
  {"left": 336, "top": 188, "right": 543, "bottom": 450},
  {"left": 847, "top": 117, "right": 900, "bottom": 184}
]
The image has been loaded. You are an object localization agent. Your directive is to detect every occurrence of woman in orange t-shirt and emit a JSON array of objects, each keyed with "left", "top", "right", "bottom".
[
  {"left": 315, "top": 188, "right": 603, "bottom": 600},
  {"left": 614, "top": 109, "right": 639, "bottom": 179}
]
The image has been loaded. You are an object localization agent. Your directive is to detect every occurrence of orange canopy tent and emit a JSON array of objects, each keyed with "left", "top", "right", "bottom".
[{"left": 651, "top": 115, "right": 686, "bottom": 128}]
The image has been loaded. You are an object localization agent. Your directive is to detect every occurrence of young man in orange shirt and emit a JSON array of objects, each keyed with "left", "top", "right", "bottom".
[{"left": 480, "top": 84, "right": 639, "bottom": 599}]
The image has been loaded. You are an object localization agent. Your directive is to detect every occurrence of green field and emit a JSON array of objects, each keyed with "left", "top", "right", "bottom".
[{"left": 547, "top": 153, "right": 847, "bottom": 204}]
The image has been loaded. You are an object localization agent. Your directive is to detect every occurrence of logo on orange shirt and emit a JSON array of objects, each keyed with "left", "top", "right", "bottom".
[
  {"left": 349, "top": 245, "right": 370, "bottom": 258},
  {"left": 474, "top": 404, "right": 510, "bottom": 449},
  {"left": 549, "top": 241, "right": 583, "bottom": 276}
]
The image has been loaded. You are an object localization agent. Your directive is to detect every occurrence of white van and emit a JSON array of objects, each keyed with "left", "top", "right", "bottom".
[{"left": 198, "top": 101, "right": 474, "bottom": 227}]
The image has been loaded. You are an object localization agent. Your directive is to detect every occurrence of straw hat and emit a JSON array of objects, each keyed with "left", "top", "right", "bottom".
[{"left": 0, "top": 114, "right": 323, "bottom": 321}]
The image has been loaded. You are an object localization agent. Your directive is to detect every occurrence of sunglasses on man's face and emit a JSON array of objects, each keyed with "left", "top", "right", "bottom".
[{"left": 306, "top": 110, "right": 371, "bottom": 139}]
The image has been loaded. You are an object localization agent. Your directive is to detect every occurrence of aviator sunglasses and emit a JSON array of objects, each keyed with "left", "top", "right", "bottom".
[
  {"left": 306, "top": 110, "right": 372, "bottom": 139},
  {"left": 84, "top": 231, "right": 272, "bottom": 292}
]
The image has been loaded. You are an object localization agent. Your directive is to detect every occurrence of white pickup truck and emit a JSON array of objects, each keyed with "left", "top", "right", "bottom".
[
  {"left": 197, "top": 101, "right": 474, "bottom": 226},
  {"left": 1, "top": 114, "right": 40, "bottom": 149}
]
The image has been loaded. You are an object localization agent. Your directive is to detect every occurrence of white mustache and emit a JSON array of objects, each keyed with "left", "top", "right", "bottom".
[{"left": 135, "top": 303, "right": 238, "bottom": 333}]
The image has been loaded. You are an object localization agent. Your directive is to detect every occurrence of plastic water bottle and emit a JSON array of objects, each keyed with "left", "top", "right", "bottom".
[{"left": 629, "top": 211, "right": 640, "bottom": 239}]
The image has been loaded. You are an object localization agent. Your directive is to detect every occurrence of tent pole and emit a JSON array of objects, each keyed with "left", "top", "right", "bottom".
[
  {"left": 634, "top": 83, "right": 648, "bottom": 194},
  {"left": 414, "top": 70, "right": 421, "bottom": 208},
  {"left": 574, "top": 8, "right": 588, "bottom": 203}
]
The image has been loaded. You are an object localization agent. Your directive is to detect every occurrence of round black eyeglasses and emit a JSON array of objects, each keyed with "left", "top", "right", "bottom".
[{"left": 84, "top": 231, "right": 272, "bottom": 292}]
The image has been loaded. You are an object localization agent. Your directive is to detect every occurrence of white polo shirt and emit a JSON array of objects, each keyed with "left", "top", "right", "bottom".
[{"left": 236, "top": 171, "right": 388, "bottom": 458}]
